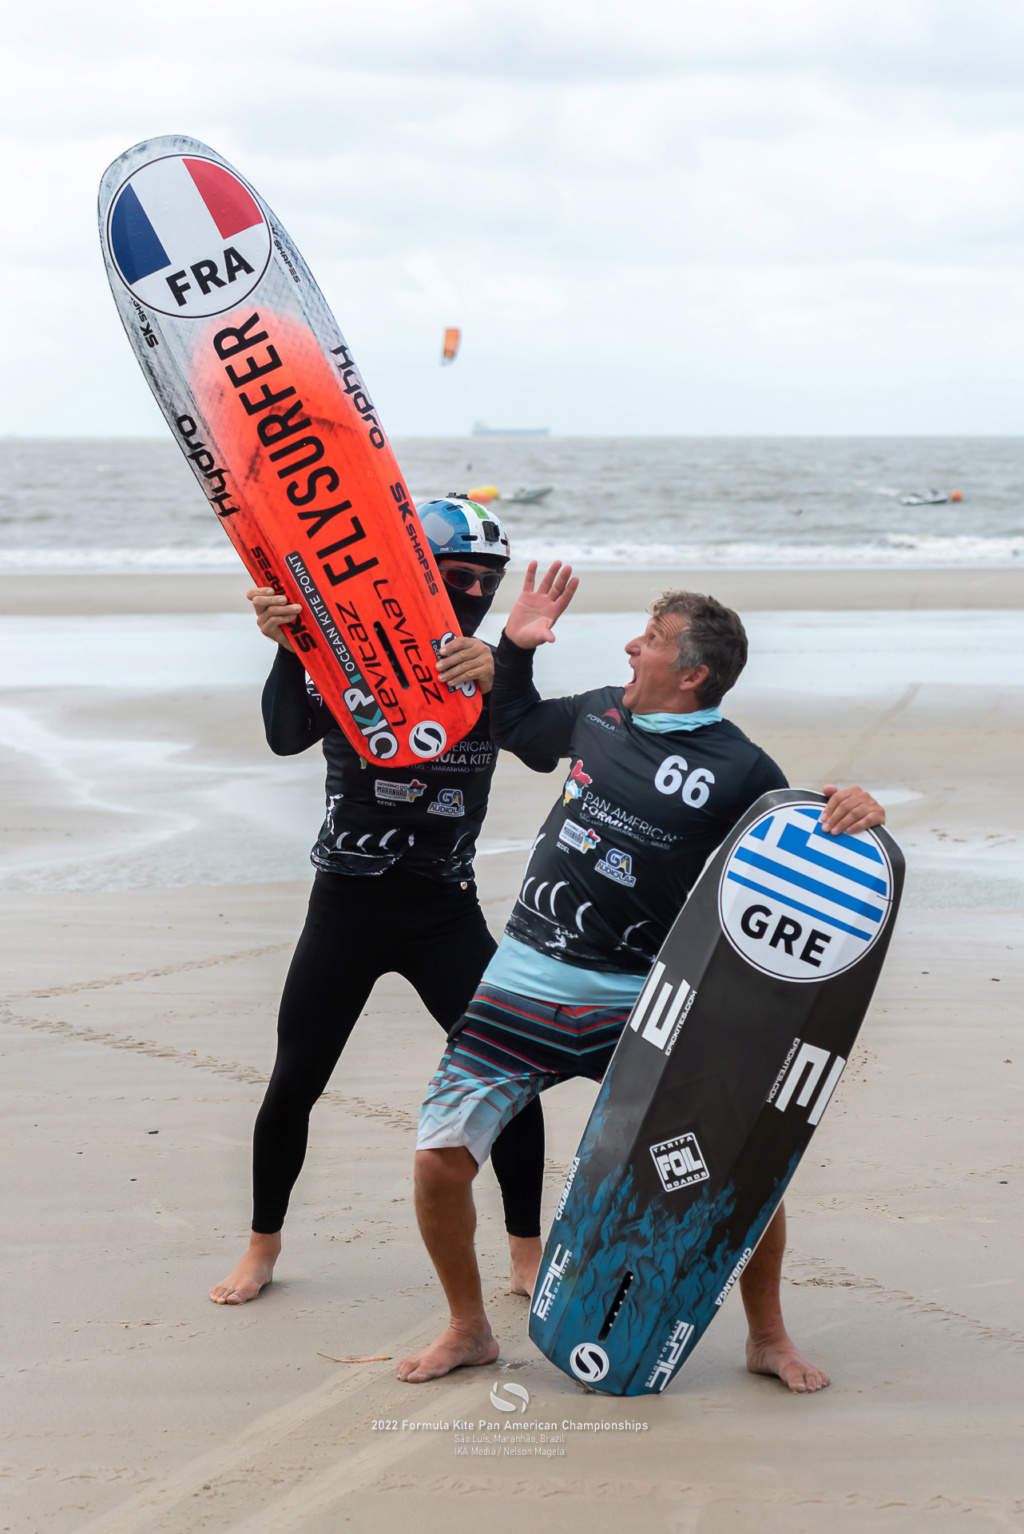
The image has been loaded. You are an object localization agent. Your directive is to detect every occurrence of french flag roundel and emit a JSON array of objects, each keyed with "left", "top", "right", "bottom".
[{"left": 107, "top": 155, "right": 271, "bottom": 318}]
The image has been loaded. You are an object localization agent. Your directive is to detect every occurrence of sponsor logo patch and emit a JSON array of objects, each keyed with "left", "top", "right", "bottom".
[
  {"left": 374, "top": 778, "right": 426, "bottom": 804},
  {"left": 427, "top": 787, "right": 465, "bottom": 817},
  {"left": 595, "top": 847, "right": 636, "bottom": 886},
  {"left": 569, "top": 1342, "right": 610, "bottom": 1383},
  {"left": 649, "top": 1132, "right": 709, "bottom": 1192},
  {"left": 531, "top": 1244, "right": 572, "bottom": 1321},
  {"left": 769, "top": 1039, "right": 847, "bottom": 1127},
  {"left": 557, "top": 819, "right": 601, "bottom": 854},
  {"left": 719, "top": 802, "right": 894, "bottom": 983},
  {"left": 628, "top": 962, "right": 696, "bottom": 1054},
  {"left": 107, "top": 154, "right": 271, "bottom": 317},
  {"left": 563, "top": 759, "right": 591, "bottom": 804},
  {"left": 579, "top": 794, "right": 675, "bottom": 846},
  {"left": 645, "top": 1320, "right": 695, "bottom": 1392},
  {"left": 409, "top": 720, "right": 448, "bottom": 758}
]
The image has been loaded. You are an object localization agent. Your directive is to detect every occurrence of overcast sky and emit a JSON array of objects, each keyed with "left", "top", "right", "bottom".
[{"left": 5, "top": 0, "right": 1024, "bottom": 435}]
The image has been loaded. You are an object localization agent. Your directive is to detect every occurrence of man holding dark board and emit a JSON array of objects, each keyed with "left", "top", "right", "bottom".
[{"left": 399, "top": 562, "right": 884, "bottom": 1392}]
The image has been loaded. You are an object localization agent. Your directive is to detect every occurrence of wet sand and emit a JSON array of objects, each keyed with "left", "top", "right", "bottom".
[
  {"left": 1, "top": 572, "right": 1021, "bottom": 1532},
  {"left": 7, "top": 565, "right": 1024, "bottom": 615}
]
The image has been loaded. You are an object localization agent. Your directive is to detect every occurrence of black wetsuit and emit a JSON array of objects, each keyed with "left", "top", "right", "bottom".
[{"left": 251, "top": 648, "right": 555, "bottom": 1236}]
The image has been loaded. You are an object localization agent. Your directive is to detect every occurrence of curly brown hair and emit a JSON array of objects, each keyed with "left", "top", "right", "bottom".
[{"left": 650, "top": 591, "right": 748, "bottom": 708}]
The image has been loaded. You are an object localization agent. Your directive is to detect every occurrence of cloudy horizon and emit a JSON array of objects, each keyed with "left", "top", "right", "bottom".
[{"left": 5, "top": 0, "right": 1024, "bottom": 436}]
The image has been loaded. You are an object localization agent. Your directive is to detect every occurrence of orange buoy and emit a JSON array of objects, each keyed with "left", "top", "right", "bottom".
[
  {"left": 950, "top": 490, "right": 962, "bottom": 502},
  {"left": 467, "top": 485, "right": 499, "bottom": 504}
]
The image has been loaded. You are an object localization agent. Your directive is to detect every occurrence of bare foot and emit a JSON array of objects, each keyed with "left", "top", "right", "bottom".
[
  {"left": 209, "top": 1232, "right": 281, "bottom": 1305},
  {"left": 746, "top": 1331, "right": 830, "bottom": 1393},
  {"left": 508, "top": 1235, "right": 542, "bottom": 1298},
  {"left": 397, "top": 1324, "right": 500, "bottom": 1383}
]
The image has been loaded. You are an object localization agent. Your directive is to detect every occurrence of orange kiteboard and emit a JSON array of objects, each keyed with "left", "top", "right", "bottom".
[{"left": 98, "top": 136, "right": 481, "bottom": 766}]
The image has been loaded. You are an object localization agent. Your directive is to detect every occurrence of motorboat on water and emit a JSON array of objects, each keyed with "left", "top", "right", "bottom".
[
  {"left": 472, "top": 421, "right": 550, "bottom": 437},
  {"left": 500, "top": 486, "right": 553, "bottom": 505},
  {"left": 898, "top": 488, "right": 962, "bottom": 506},
  {"left": 466, "top": 484, "right": 553, "bottom": 506}
]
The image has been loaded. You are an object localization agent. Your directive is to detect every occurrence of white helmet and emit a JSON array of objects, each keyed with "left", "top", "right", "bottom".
[{"left": 417, "top": 496, "right": 511, "bottom": 570}]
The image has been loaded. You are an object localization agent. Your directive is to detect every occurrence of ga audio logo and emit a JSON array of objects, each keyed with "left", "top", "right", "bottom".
[
  {"left": 569, "top": 1343, "right": 609, "bottom": 1383},
  {"left": 408, "top": 720, "right": 447, "bottom": 758}
]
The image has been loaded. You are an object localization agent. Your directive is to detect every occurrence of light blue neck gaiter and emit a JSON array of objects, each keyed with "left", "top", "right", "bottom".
[{"left": 631, "top": 707, "right": 723, "bottom": 734}]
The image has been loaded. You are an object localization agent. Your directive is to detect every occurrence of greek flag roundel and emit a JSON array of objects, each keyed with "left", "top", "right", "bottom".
[{"left": 719, "top": 802, "right": 893, "bottom": 983}]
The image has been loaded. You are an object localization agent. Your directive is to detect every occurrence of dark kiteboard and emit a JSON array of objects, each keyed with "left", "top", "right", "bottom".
[
  {"left": 98, "top": 136, "right": 480, "bottom": 768},
  {"left": 529, "top": 788, "right": 904, "bottom": 1396}
]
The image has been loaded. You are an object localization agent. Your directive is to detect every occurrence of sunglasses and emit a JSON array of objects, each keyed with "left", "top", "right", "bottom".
[{"left": 442, "top": 566, "right": 505, "bottom": 597}]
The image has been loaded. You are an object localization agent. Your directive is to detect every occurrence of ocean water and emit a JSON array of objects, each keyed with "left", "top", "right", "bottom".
[{"left": 2, "top": 436, "right": 1023, "bottom": 571}]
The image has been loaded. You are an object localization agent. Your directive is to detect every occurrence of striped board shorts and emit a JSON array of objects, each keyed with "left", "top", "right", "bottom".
[{"left": 417, "top": 982, "right": 633, "bottom": 1168}]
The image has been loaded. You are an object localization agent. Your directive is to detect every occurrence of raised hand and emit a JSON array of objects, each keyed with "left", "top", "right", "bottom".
[{"left": 504, "top": 561, "right": 579, "bottom": 649}]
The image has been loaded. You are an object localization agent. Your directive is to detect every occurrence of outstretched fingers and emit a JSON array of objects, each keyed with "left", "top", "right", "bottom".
[
  {"left": 535, "top": 560, "right": 565, "bottom": 594},
  {"left": 534, "top": 562, "right": 579, "bottom": 628},
  {"left": 552, "top": 568, "right": 579, "bottom": 619},
  {"left": 505, "top": 560, "right": 578, "bottom": 648}
]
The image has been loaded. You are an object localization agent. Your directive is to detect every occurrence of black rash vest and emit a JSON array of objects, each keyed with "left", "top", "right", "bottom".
[
  {"left": 263, "top": 647, "right": 556, "bottom": 883},
  {"left": 489, "top": 633, "right": 788, "bottom": 972}
]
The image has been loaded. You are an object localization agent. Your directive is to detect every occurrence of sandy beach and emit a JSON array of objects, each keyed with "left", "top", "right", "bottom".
[{"left": 2, "top": 569, "right": 1021, "bottom": 1533}]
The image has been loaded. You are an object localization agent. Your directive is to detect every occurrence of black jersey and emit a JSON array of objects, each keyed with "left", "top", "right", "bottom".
[
  {"left": 262, "top": 648, "right": 556, "bottom": 882},
  {"left": 490, "top": 635, "right": 787, "bottom": 972}
]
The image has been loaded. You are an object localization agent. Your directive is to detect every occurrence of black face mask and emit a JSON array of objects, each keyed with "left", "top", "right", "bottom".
[{"left": 448, "top": 586, "right": 494, "bottom": 635}]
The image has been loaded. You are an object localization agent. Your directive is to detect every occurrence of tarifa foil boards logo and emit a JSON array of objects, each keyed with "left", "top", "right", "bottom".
[
  {"left": 649, "top": 1132, "right": 709, "bottom": 1193},
  {"left": 107, "top": 155, "right": 271, "bottom": 317},
  {"left": 719, "top": 802, "right": 893, "bottom": 982}
]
